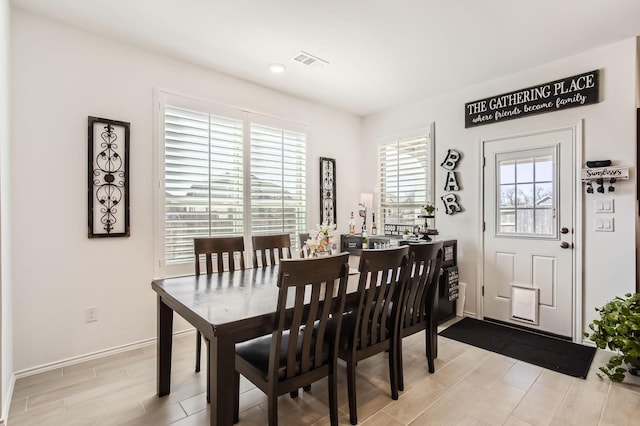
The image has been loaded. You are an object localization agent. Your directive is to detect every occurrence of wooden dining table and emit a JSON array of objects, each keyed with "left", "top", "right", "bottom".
[{"left": 151, "top": 265, "right": 359, "bottom": 426}]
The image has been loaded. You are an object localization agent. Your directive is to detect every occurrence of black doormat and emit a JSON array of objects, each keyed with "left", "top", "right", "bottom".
[{"left": 439, "top": 317, "right": 596, "bottom": 378}]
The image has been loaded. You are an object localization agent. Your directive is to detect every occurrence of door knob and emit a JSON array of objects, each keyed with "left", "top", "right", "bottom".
[
  {"left": 560, "top": 241, "right": 570, "bottom": 249},
  {"left": 560, "top": 227, "right": 569, "bottom": 234}
]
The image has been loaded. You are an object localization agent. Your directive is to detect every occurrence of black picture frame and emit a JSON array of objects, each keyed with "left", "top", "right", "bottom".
[
  {"left": 88, "top": 116, "right": 130, "bottom": 238},
  {"left": 319, "top": 157, "right": 337, "bottom": 226}
]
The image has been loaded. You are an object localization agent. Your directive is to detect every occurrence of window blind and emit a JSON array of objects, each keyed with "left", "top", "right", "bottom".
[
  {"left": 250, "top": 123, "right": 306, "bottom": 244},
  {"left": 378, "top": 135, "right": 429, "bottom": 228},
  {"left": 160, "top": 95, "right": 308, "bottom": 272},
  {"left": 164, "top": 106, "right": 244, "bottom": 265}
]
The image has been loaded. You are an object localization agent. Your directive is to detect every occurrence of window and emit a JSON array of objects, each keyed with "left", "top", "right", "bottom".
[
  {"left": 378, "top": 127, "right": 433, "bottom": 232},
  {"left": 157, "top": 93, "right": 307, "bottom": 276},
  {"left": 496, "top": 147, "right": 555, "bottom": 236}
]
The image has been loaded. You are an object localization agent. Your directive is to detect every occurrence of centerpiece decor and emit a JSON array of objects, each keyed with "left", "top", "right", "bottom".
[{"left": 304, "top": 223, "right": 337, "bottom": 257}]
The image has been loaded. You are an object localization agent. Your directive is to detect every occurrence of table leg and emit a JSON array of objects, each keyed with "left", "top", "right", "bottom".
[
  {"left": 210, "top": 334, "right": 235, "bottom": 426},
  {"left": 157, "top": 295, "right": 174, "bottom": 397}
]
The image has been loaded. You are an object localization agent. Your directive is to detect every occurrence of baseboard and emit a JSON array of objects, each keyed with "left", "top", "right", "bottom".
[
  {"left": 14, "top": 328, "right": 195, "bottom": 380},
  {"left": 0, "top": 372, "right": 16, "bottom": 425},
  {"left": 462, "top": 311, "right": 477, "bottom": 319}
]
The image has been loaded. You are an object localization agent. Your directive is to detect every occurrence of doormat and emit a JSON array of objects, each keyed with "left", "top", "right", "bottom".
[{"left": 439, "top": 317, "right": 596, "bottom": 378}]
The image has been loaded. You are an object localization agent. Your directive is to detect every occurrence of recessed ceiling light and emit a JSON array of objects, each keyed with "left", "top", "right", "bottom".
[{"left": 269, "top": 63, "right": 286, "bottom": 73}]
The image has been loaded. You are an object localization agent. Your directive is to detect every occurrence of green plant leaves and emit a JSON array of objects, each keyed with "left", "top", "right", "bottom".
[{"left": 585, "top": 292, "right": 640, "bottom": 382}]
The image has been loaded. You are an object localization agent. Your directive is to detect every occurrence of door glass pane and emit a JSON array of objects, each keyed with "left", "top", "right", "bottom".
[
  {"left": 535, "top": 156, "right": 553, "bottom": 181},
  {"left": 500, "top": 161, "right": 515, "bottom": 184},
  {"left": 535, "top": 182, "right": 553, "bottom": 207},
  {"left": 516, "top": 160, "right": 534, "bottom": 182},
  {"left": 500, "top": 185, "right": 515, "bottom": 207},
  {"left": 496, "top": 147, "right": 556, "bottom": 237},
  {"left": 535, "top": 209, "right": 553, "bottom": 234},
  {"left": 516, "top": 209, "right": 534, "bottom": 233},
  {"left": 517, "top": 184, "right": 534, "bottom": 208}
]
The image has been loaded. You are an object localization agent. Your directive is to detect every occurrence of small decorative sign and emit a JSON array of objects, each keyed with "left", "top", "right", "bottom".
[
  {"left": 383, "top": 224, "right": 413, "bottom": 235},
  {"left": 88, "top": 116, "right": 130, "bottom": 237},
  {"left": 580, "top": 166, "right": 629, "bottom": 180},
  {"left": 446, "top": 266, "right": 459, "bottom": 302},
  {"left": 465, "top": 70, "right": 599, "bottom": 128}
]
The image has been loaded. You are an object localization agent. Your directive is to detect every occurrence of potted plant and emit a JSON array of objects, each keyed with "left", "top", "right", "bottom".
[
  {"left": 422, "top": 202, "right": 436, "bottom": 217},
  {"left": 584, "top": 292, "right": 640, "bottom": 382},
  {"left": 402, "top": 228, "right": 410, "bottom": 239}
]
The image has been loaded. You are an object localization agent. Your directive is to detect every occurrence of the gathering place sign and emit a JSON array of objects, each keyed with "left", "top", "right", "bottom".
[{"left": 465, "top": 70, "right": 599, "bottom": 128}]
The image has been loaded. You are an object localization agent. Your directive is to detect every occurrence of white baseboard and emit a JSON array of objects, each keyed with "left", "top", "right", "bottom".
[
  {"left": 0, "top": 372, "right": 15, "bottom": 425},
  {"left": 2, "top": 328, "right": 196, "bottom": 423},
  {"left": 14, "top": 328, "right": 195, "bottom": 380}
]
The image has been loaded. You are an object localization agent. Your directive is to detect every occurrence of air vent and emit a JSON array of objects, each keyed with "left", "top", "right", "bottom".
[{"left": 292, "top": 51, "right": 329, "bottom": 68}]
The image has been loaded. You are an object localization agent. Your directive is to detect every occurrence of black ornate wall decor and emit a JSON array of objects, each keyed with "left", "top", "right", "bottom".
[
  {"left": 88, "top": 116, "right": 130, "bottom": 238},
  {"left": 319, "top": 157, "right": 337, "bottom": 225}
]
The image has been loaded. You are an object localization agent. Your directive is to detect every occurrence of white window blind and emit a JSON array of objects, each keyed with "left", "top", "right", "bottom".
[
  {"left": 164, "top": 106, "right": 244, "bottom": 265},
  {"left": 250, "top": 123, "right": 307, "bottom": 238},
  {"left": 158, "top": 93, "right": 308, "bottom": 274},
  {"left": 378, "top": 134, "right": 431, "bottom": 230}
]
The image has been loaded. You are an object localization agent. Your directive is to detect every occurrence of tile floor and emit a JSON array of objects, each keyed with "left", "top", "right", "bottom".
[{"left": 7, "top": 320, "right": 640, "bottom": 425}]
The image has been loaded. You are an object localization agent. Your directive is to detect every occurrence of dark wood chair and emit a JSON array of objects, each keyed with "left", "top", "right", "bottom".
[
  {"left": 336, "top": 246, "right": 411, "bottom": 425},
  {"left": 234, "top": 253, "right": 351, "bottom": 426},
  {"left": 397, "top": 242, "right": 443, "bottom": 391},
  {"left": 193, "top": 236, "right": 246, "bottom": 398},
  {"left": 298, "top": 232, "right": 310, "bottom": 258},
  {"left": 251, "top": 233, "right": 292, "bottom": 267}
]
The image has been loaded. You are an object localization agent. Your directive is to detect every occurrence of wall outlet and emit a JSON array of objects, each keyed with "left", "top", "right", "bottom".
[{"left": 85, "top": 306, "right": 98, "bottom": 323}]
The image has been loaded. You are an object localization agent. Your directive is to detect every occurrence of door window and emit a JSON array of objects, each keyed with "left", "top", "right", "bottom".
[{"left": 496, "top": 147, "right": 556, "bottom": 238}]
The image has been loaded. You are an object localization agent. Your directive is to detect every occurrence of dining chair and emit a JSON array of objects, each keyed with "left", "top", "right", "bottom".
[
  {"left": 397, "top": 242, "right": 443, "bottom": 391},
  {"left": 298, "top": 232, "right": 310, "bottom": 257},
  {"left": 336, "top": 246, "right": 411, "bottom": 425},
  {"left": 234, "top": 253, "right": 351, "bottom": 426},
  {"left": 251, "top": 233, "right": 292, "bottom": 267},
  {"left": 193, "top": 236, "right": 246, "bottom": 399}
]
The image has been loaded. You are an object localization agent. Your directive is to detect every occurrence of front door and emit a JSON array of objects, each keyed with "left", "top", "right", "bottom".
[{"left": 482, "top": 128, "right": 575, "bottom": 338}]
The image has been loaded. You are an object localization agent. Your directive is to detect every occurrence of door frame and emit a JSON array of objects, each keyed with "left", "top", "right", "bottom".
[{"left": 477, "top": 121, "right": 584, "bottom": 342}]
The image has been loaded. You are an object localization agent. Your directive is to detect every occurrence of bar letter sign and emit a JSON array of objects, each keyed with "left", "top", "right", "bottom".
[{"left": 465, "top": 70, "right": 599, "bottom": 128}]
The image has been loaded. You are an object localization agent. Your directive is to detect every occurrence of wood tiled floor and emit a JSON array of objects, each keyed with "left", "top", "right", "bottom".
[{"left": 8, "top": 320, "right": 640, "bottom": 425}]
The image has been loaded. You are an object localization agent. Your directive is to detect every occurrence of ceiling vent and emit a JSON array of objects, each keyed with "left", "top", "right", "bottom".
[{"left": 292, "top": 51, "right": 329, "bottom": 68}]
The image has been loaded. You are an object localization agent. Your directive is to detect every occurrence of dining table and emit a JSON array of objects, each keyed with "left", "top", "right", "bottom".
[{"left": 151, "top": 264, "right": 359, "bottom": 426}]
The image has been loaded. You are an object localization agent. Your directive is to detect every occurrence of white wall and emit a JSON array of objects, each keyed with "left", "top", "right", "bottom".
[
  {"left": 10, "top": 9, "right": 362, "bottom": 372},
  {"left": 0, "top": 0, "right": 12, "bottom": 420},
  {"left": 363, "top": 38, "right": 638, "bottom": 336}
]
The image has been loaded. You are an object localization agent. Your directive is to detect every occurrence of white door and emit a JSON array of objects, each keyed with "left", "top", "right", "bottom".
[{"left": 482, "top": 128, "right": 574, "bottom": 338}]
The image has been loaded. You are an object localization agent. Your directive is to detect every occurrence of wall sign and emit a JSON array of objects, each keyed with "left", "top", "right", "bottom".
[
  {"left": 465, "top": 70, "right": 599, "bottom": 128},
  {"left": 440, "top": 149, "right": 462, "bottom": 215}
]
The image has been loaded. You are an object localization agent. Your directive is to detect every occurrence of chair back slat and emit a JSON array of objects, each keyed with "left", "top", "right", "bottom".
[
  {"left": 252, "top": 234, "right": 292, "bottom": 268},
  {"left": 353, "top": 247, "right": 410, "bottom": 351},
  {"left": 402, "top": 243, "right": 443, "bottom": 329},
  {"left": 268, "top": 254, "right": 349, "bottom": 382},
  {"left": 194, "top": 237, "right": 246, "bottom": 275}
]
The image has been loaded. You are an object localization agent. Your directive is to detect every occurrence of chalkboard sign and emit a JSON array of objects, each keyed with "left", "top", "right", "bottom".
[{"left": 446, "top": 266, "right": 459, "bottom": 302}]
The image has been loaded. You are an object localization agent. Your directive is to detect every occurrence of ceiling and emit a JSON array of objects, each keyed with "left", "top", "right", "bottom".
[{"left": 11, "top": 0, "right": 640, "bottom": 116}]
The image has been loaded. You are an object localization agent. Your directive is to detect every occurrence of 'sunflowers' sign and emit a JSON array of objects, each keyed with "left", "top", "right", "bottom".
[{"left": 465, "top": 70, "right": 599, "bottom": 128}]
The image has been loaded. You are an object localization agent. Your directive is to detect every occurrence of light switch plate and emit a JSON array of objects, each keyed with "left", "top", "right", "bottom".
[
  {"left": 594, "top": 198, "right": 614, "bottom": 213},
  {"left": 595, "top": 217, "right": 614, "bottom": 232}
]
